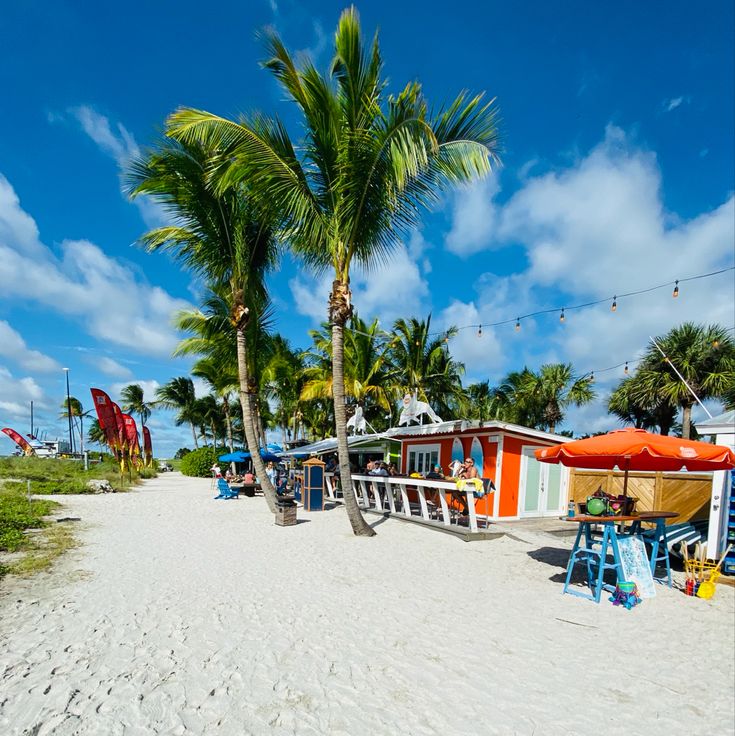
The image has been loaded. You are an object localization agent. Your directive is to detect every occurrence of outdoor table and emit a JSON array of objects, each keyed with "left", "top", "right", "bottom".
[
  {"left": 561, "top": 511, "right": 679, "bottom": 602},
  {"left": 230, "top": 482, "right": 262, "bottom": 497}
]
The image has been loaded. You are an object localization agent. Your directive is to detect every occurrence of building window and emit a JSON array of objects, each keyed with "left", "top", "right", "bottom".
[{"left": 406, "top": 444, "right": 440, "bottom": 475}]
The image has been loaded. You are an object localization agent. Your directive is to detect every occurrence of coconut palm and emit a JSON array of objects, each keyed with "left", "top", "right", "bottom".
[
  {"left": 388, "top": 317, "right": 464, "bottom": 417},
  {"left": 128, "top": 139, "right": 281, "bottom": 513},
  {"left": 488, "top": 369, "right": 540, "bottom": 426},
  {"left": 192, "top": 356, "right": 237, "bottom": 452},
  {"left": 608, "top": 375, "right": 677, "bottom": 434},
  {"left": 120, "top": 383, "right": 153, "bottom": 430},
  {"left": 59, "top": 396, "right": 92, "bottom": 455},
  {"left": 166, "top": 7, "right": 499, "bottom": 535},
  {"left": 155, "top": 377, "right": 200, "bottom": 449},
  {"left": 87, "top": 418, "right": 106, "bottom": 450},
  {"left": 634, "top": 323, "right": 735, "bottom": 439},
  {"left": 521, "top": 363, "right": 596, "bottom": 434},
  {"left": 302, "top": 315, "right": 394, "bottom": 430},
  {"left": 465, "top": 381, "right": 493, "bottom": 422}
]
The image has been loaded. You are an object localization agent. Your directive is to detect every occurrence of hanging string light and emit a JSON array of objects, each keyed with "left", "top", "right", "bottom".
[
  {"left": 559, "top": 308, "right": 565, "bottom": 323},
  {"left": 624, "top": 362, "right": 629, "bottom": 375},
  {"left": 589, "top": 371, "right": 595, "bottom": 382},
  {"left": 515, "top": 318, "right": 521, "bottom": 332},
  {"left": 611, "top": 296, "right": 617, "bottom": 312},
  {"left": 672, "top": 280, "right": 679, "bottom": 298},
  {"left": 477, "top": 324, "right": 483, "bottom": 337}
]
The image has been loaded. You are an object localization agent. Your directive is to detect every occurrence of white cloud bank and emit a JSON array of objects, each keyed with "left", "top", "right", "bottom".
[
  {"left": 0, "top": 173, "right": 191, "bottom": 357},
  {"left": 441, "top": 125, "right": 734, "bottom": 404}
]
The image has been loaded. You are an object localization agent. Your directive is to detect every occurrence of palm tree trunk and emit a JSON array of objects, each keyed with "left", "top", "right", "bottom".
[
  {"left": 330, "top": 296, "right": 375, "bottom": 537},
  {"left": 190, "top": 422, "right": 199, "bottom": 449},
  {"left": 681, "top": 403, "right": 692, "bottom": 440},
  {"left": 236, "top": 327, "right": 278, "bottom": 513},
  {"left": 223, "top": 398, "right": 234, "bottom": 452}
]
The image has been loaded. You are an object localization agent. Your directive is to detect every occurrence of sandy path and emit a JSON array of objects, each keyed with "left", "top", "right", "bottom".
[{"left": 0, "top": 473, "right": 733, "bottom": 735}]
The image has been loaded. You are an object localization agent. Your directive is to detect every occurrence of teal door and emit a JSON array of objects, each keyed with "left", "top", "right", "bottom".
[
  {"left": 521, "top": 447, "right": 542, "bottom": 515},
  {"left": 521, "top": 447, "right": 565, "bottom": 516}
]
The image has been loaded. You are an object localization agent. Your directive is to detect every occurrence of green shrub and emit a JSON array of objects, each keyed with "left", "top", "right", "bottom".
[{"left": 180, "top": 447, "right": 221, "bottom": 477}]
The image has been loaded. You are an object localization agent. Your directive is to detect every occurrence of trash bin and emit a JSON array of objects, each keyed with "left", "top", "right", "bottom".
[
  {"left": 275, "top": 497, "right": 297, "bottom": 526},
  {"left": 302, "top": 457, "right": 325, "bottom": 511}
]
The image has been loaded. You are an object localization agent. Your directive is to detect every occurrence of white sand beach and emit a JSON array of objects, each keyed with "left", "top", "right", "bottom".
[{"left": 1, "top": 473, "right": 733, "bottom": 736}]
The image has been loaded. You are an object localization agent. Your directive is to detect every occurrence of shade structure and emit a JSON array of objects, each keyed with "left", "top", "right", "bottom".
[
  {"left": 536, "top": 427, "right": 735, "bottom": 496},
  {"left": 219, "top": 450, "right": 282, "bottom": 463},
  {"left": 219, "top": 451, "right": 249, "bottom": 462}
]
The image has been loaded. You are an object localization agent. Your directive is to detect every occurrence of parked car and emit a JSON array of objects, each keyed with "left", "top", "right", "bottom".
[{"left": 158, "top": 461, "right": 174, "bottom": 472}]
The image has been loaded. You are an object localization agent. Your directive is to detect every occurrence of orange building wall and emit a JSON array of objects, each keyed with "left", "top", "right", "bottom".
[{"left": 400, "top": 432, "right": 560, "bottom": 519}]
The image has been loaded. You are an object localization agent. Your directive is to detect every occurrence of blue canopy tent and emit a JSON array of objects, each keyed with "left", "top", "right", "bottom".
[{"left": 219, "top": 450, "right": 282, "bottom": 463}]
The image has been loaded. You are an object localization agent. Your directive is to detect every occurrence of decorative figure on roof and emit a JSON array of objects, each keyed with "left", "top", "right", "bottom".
[
  {"left": 346, "top": 404, "right": 367, "bottom": 435},
  {"left": 398, "top": 391, "right": 442, "bottom": 426}
]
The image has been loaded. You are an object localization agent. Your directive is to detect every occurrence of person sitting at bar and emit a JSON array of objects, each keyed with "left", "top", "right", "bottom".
[{"left": 425, "top": 465, "right": 445, "bottom": 480}]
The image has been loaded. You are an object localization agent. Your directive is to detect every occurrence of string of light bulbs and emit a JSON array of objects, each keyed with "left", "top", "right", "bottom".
[
  {"left": 343, "top": 265, "right": 733, "bottom": 341},
  {"left": 447, "top": 265, "right": 734, "bottom": 338}
]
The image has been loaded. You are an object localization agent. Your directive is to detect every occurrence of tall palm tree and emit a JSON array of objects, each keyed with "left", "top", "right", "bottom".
[
  {"left": 128, "top": 139, "right": 281, "bottom": 513},
  {"left": 166, "top": 7, "right": 499, "bottom": 535},
  {"left": 120, "top": 384, "right": 153, "bottom": 430},
  {"left": 155, "top": 377, "right": 200, "bottom": 449},
  {"left": 488, "top": 369, "right": 540, "bottom": 426},
  {"left": 634, "top": 323, "right": 735, "bottom": 439}
]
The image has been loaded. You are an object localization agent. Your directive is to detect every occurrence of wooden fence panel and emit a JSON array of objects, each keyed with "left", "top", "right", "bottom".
[{"left": 569, "top": 469, "right": 711, "bottom": 523}]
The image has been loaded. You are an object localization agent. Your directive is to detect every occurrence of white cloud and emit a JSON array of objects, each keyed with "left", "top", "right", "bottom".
[
  {"left": 438, "top": 124, "right": 735, "bottom": 427},
  {"left": 0, "top": 174, "right": 191, "bottom": 357},
  {"left": 0, "top": 321, "right": 61, "bottom": 373},
  {"left": 94, "top": 356, "right": 133, "bottom": 379},
  {"left": 664, "top": 96, "right": 690, "bottom": 112},
  {"left": 289, "top": 244, "right": 431, "bottom": 327},
  {"left": 445, "top": 175, "right": 501, "bottom": 256},
  {"left": 69, "top": 105, "right": 139, "bottom": 166},
  {"left": 63, "top": 105, "right": 167, "bottom": 228},
  {"left": 296, "top": 19, "right": 328, "bottom": 61}
]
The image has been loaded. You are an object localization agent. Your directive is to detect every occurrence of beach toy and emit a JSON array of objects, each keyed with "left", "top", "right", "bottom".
[
  {"left": 609, "top": 581, "right": 641, "bottom": 609},
  {"left": 696, "top": 544, "right": 733, "bottom": 600},
  {"left": 586, "top": 496, "right": 607, "bottom": 516}
]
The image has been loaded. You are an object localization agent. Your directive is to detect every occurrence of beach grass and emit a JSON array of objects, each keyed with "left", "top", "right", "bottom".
[
  {"left": 4, "top": 522, "right": 79, "bottom": 577},
  {"left": 0, "top": 456, "right": 157, "bottom": 494}
]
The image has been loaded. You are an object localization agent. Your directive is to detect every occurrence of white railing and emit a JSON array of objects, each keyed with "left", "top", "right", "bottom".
[{"left": 349, "top": 474, "right": 490, "bottom": 533}]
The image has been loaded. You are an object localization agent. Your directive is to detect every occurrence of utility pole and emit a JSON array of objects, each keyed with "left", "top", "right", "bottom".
[{"left": 63, "top": 368, "right": 75, "bottom": 455}]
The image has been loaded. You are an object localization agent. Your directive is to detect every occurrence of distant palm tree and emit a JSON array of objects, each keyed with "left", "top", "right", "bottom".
[
  {"left": 167, "top": 7, "right": 499, "bottom": 536},
  {"left": 155, "top": 377, "right": 200, "bottom": 449},
  {"left": 302, "top": 316, "right": 393, "bottom": 429},
  {"left": 608, "top": 375, "right": 677, "bottom": 434},
  {"left": 523, "top": 363, "right": 596, "bottom": 434},
  {"left": 59, "top": 396, "right": 92, "bottom": 454},
  {"left": 192, "top": 356, "right": 237, "bottom": 452},
  {"left": 634, "top": 323, "right": 735, "bottom": 439},
  {"left": 465, "top": 381, "right": 492, "bottom": 422},
  {"left": 388, "top": 316, "right": 463, "bottom": 418},
  {"left": 489, "top": 369, "right": 539, "bottom": 426},
  {"left": 120, "top": 384, "right": 153, "bottom": 430},
  {"left": 87, "top": 418, "right": 106, "bottom": 450}
]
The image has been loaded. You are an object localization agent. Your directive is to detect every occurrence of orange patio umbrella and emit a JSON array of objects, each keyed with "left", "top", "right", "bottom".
[{"left": 535, "top": 427, "right": 735, "bottom": 496}]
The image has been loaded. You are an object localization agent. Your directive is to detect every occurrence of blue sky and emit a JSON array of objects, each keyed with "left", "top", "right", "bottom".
[{"left": 1, "top": 1, "right": 733, "bottom": 457}]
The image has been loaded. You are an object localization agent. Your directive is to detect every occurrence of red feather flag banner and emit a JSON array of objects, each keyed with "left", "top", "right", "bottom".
[
  {"left": 142, "top": 426, "right": 153, "bottom": 467},
  {"left": 2, "top": 427, "right": 35, "bottom": 456},
  {"left": 122, "top": 413, "right": 141, "bottom": 468},
  {"left": 90, "top": 388, "right": 120, "bottom": 454}
]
